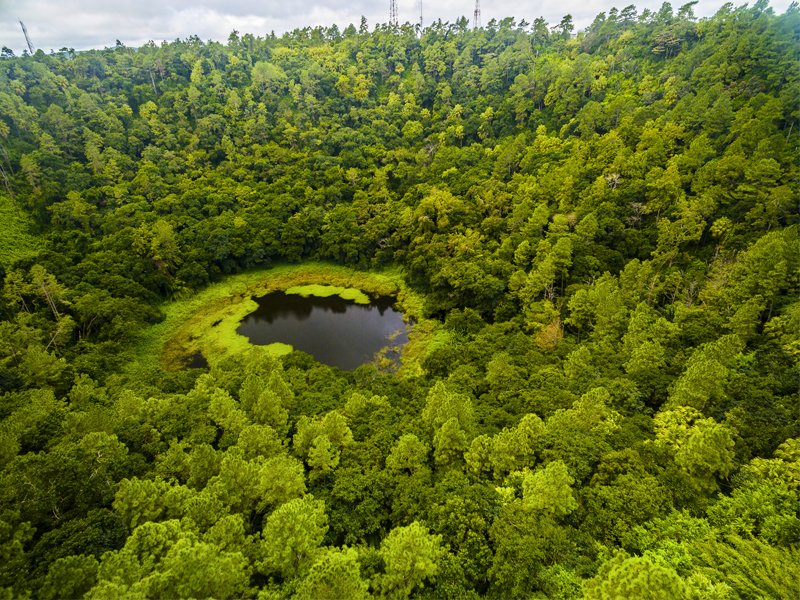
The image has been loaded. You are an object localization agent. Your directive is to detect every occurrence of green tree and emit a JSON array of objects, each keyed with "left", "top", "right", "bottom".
[
  {"left": 258, "top": 496, "right": 328, "bottom": 580},
  {"left": 690, "top": 534, "right": 800, "bottom": 600},
  {"left": 86, "top": 520, "right": 251, "bottom": 600},
  {"left": 386, "top": 434, "right": 429, "bottom": 475},
  {"left": 584, "top": 553, "right": 690, "bottom": 600},
  {"left": 295, "top": 547, "right": 369, "bottom": 600},
  {"left": 376, "top": 521, "right": 444, "bottom": 598},
  {"left": 421, "top": 382, "right": 474, "bottom": 436},
  {"left": 39, "top": 555, "right": 99, "bottom": 600},
  {"left": 522, "top": 460, "right": 578, "bottom": 518},
  {"left": 654, "top": 407, "right": 736, "bottom": 493},
  {"left": 433, "top": 417, "right": 469, "bottom": 467}
]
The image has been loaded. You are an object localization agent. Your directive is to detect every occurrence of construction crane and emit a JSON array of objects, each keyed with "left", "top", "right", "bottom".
[{"left": 19, "top": 21, "right": 35, "bottom": 55}]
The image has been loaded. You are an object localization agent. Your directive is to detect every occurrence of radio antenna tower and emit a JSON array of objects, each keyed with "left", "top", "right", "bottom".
[
  {"left": 473, "top": 0, "right": 481, "bottom": 29},
  {"left": 390, "top": 0, "right": 398, "bottom": 27},
  {"left": 19, "top": 21, "right": 35, "bottom": 54},
  {"left": 420, "top": 0, "right": 424, "bottom": 29}
]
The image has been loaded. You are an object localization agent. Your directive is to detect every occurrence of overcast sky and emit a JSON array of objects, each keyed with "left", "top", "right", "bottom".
[{"left": 0, "top": 0, "right": 793, "bottom": 55}]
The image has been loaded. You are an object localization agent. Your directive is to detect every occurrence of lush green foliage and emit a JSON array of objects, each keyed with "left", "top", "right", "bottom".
[
  {"left": 0, "top": 1, "right": 798, "bottom": 598},
  {"left": 0, "top": 194, "right": 43, "bottom": 267}
]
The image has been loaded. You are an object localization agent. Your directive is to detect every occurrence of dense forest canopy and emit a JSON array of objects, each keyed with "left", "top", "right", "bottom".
[{"left": 0, "top": 1, "right": 798, "bottom": 598}]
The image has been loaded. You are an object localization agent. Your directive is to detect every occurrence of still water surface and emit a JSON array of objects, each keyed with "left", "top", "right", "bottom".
[{"left": 236, "top": 292, "right": 408, "bottom": 371}]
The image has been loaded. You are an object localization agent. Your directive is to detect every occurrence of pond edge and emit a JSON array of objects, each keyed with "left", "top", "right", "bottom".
[{"left": 129, "top": 262, "right": 439, "bottom": 376}]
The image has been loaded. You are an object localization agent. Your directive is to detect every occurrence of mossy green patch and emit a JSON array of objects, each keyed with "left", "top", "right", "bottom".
[
  {"left": 129, "top": 262, "right": 441, "bottom": 377},
  {"left": 399, "top": 319, "right": 446, "bottom": 377},
  {"left": 265, "top": 342, "right": 294, "bottom": 356},
  {"left": 285, "top": 284, "right": 370, "bottom": 304},
  {"left": 0, "top": 195, "right": 43, "bottom": 267},
  {"left": 425, "top": 330, "right": 454, "bottom": 357}
]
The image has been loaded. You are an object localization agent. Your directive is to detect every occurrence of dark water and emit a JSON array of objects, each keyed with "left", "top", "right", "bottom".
[
  {"left": 184, "top": 352, "right": 209, "bottom": 369},
  {"left": 236, "top": 292, "right": 408, "bottom": 371}
]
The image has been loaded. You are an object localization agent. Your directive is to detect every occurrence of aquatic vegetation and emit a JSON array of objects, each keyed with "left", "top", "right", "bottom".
[
  {"left": 284, "top": 284, "right": 371, "bottom": 304},
  {"left": 135, "top": 262, "right": 431, "bottom": 373}
]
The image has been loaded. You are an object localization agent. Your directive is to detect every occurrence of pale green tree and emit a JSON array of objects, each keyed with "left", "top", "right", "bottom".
[
  {"left": 204, "top": 450, "right": 264, "bottom": 515},
  {"left": 522, "top": 460, "right": 578, "bottom": 518},
  {"left": 308, "top": 435, "right": 340, "bottom": 480},
  {"left": 421, "top": 381, "right": 474, "bottom": 435},
  {"left": 433, "top": 417, "right": 468, "bottom": 467},
  {"left": 207, "top": 388, "right": 249, "bottom": 448},
  {"left": 251, "top": 388, "right": 289, "bottom": 434},
  {"left": 584, "top": 554, "right": 690, "bottom": 600},
  {"left": 147, "top": 538, "right": 250, "bottom": 599},
  {"left": 654, "top": 407, "right": 736, "bottom": 493},
  {"left": 376, "top": 521, "right": 444, "bottom": 598},
  {"left": 257, "top": 455, "right": 307, "bottom": 514},
  {"left": 742, "top": 438, "right": 800, "bottom": 491},
  {"left": 294, "top": 547, "right": 369, "bottom": 600},
  {"left": 236, "top": 423, "right": 284, "bottom": 461},
  {"left": 667, "top": 335, "right": 743, "bottom": 412},
  {"left": 464, "top": 434, "right": 493, "bottom": 479},
  {"left": 386, "top": 434, "right": 429, "bottom": 475},
  {"left": 113, "top": 478, "right": 190, "bottom": 530},
  {"left": 86, "top": 520, "right": 251, "bottom": 600},
  {"left": 258, "top": 496, "right": 328, "bottom": 579}
]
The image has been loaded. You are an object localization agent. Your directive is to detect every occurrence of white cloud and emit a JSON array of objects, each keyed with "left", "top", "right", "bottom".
[{"left": 0, "top": 0, "right": 794, "bottom": 54}]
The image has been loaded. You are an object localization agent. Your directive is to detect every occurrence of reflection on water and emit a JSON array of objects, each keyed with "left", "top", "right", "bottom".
[{"left": 236, "top": 292, "right": 408, "bottom": 371}]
